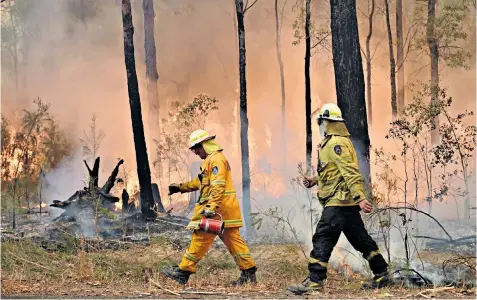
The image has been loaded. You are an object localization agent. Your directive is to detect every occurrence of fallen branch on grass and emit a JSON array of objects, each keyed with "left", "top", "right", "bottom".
[
  {"left": 413, "top": 235, "right": 476, "bottom": 243},
  {"left": 416, "top": 286, "right": 455, "bottom": 298},
  {"left": 5, "top": 249, "right": 55, "bottom": 272},
  {"left": 179, "top": 291, "right": 224, "bottom": 295},
  {"left": 149, "top": 279, "right": 181, "bottom": 297}
]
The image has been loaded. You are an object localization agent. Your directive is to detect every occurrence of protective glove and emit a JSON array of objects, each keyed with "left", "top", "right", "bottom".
[
  {"left": 168, "top": 184, "right": 181, "bottom": 195},
  {"left": 201, "top": 207, "right": 216, "bottom": 218}
]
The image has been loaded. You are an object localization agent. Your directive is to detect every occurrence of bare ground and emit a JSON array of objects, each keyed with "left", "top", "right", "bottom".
[{"left": 1, "top": 238, "right": 475, "bottom": 299}]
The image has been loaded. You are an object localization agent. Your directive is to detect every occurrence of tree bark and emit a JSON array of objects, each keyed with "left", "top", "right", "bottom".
[
  {"left": 151, "top": 183, "right": 165, "bottom": 213},
  {"left": 84, "top": 157, "right": 100, "bottom": 190},
  {"left": 305, "top": 0, "right": 312, "bottom": 173},
  {"left": 275, "top": 0, "right": 287, "bottom": 170},
  {"left": 121, "top": 0, "right": 155, "bottom": 218},
  {"left": 122, "top": 189, "right": 129, "bottom": 213},
  {"left": 365, "top": 0, "right": 375, "bottom": 126},
  {"left": 235, "top": 0, "right": 253, "bottom": 238},
  {"left": 427, "top": 0, "right": 440, "bottom": 145},
  {"left": 396, "top": 0, "right": 405, "bottom": 113},
  {"left": 330, "top": 0, "right": 371, "bottom": 191},
  {"left": 142, "top": 0, "right": 160, "bottom": 163},
  {"left": 384, "top": 0, "right": 397, "bottom": 120},
  {"left": 102, "top": 159, "right": 124, "bottom": 194}
]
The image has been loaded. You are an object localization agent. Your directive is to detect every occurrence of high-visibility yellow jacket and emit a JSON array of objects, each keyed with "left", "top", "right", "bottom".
[
  {"left": 317, "top": 122, "right": 366, "bottom": 207},
  {"left": 178, "top": 151, "right": 243, "bottom": 230}
]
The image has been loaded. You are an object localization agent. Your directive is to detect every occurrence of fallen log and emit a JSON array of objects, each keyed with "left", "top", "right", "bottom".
[{"left": 50, "top": 159, "right": 123, "bottom": 220}]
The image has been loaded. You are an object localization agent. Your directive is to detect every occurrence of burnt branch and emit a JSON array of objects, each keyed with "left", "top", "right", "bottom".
[
  {"left": 84, "top": 157, "right": 100, "bottom": 189},
  {"left": 102, "top": 159, "right": 124, "bottom": 193},
  {"left": 373, "top": 206, "right": 453, "bottom": 241}
]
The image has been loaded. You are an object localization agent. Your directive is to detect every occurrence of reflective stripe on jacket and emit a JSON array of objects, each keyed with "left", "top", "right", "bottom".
[
  {"left": 179, "top": 151, "right": 243, "bottom": 229},
  {"left": 317, "top": 122, "right": 366, "bottom": 207}
]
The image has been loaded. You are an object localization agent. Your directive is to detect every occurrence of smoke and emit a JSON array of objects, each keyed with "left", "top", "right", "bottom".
[
  {"left": 43, "top": 149, "right": 85, "bottom": 217},
  {"left": 1, "top": 0, "right": 475, "bottom": 262}
]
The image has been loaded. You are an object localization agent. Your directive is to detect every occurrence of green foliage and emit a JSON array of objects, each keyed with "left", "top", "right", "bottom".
[
  {"left": 377, "top": 83, "right": 475, "bottom": 214},
  {"left": 155, "top": 94, "right": 218, "bottom": 179},
  {"left": 412, "top": 2, "right": 473, "bottom": 69},
  {"left": 99, "top": 207, "right": 118, "bottom": 220},
  {"left": 291, "top": 1, "right": 330, "bottom": 55},
  {"left": 1, "top": 98, "right": 72, "bottom": 217}
]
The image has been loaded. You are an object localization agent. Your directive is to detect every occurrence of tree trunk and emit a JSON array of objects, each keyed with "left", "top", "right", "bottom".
[
  {"left": 12, "top": 178, "right": 18, "bottom": 229},
  {"left": 7, "top": 1, "right": 19, "bottom": 96},
  {"left": 151, "top": 183, "right": 165, "bottom": 213},
  {"left": 396, "top": 0, "right": 405, "bottom": 113},
  {"left": 122, "top": 189, "right": 129, "bottom": 213},
  {"left": 84, "top": 157, "right": 100, "bottom": 190},
  {"left": 365, "top": 0, "right": 375, "bottom": 126},
  {"left": 235, "top": 0, "right": 253, "bottom": 238},
  {"left": 384, "top": 0, "right": 397, "bottom": 120},
  {"left": 275, "top": 0, "right": 287, "bottom": 170},
  {"left": 121, "top": 0, "right": 155, "bottom": 218},
  {"left": 142, "top": 0, "right": 161, "bottom": 166},
  {"left": 427, "top": 0, "right": 439, "bottom": 145},
  {"left": 330, "top": 0, "right": 371, "bottom": 191},
  {"left": 305, "top": 0, "right": 312, "bottom": 173}
]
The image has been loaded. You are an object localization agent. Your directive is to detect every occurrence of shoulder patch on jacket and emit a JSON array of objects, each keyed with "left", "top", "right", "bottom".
[
  {"left": 334, "top": 145, "right": 342, "bottom": 155},
  {"left": 212, "top": 166, "right": 219, "bottom": 175}
]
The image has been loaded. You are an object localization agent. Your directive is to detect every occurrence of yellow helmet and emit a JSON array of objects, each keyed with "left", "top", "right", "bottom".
[
  {"left": 317, "top": 103, "right": 344, "bottom": 122},
  {"left": 189, "top": 129, "right": 215, "bottom": 149}
]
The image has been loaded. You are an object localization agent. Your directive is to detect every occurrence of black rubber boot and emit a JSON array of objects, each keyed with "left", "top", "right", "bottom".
[
  {"left": 162, "top": 266, "right": 192, "bottom": 285},
  {"left": 287, "top": 277, "right": 324, "bottom": 295},
  {"left": 361, "top": 272, "right": 391, "bottom": 289},
  {"left": 231, "top": 266, "right": 257, "bottom": 286}
]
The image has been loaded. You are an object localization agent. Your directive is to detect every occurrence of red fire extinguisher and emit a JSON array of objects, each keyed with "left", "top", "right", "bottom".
[{"left": 199, "top": 213, "right": 225, "bottom": 235}]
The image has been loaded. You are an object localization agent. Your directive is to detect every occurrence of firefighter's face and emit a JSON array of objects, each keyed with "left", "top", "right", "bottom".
[{"left": 191, "top": 145, "right": 207, "bottom": 159}]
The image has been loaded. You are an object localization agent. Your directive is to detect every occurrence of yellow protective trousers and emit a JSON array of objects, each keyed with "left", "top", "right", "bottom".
[{"left": 179, "top": 228, "right": 256, "bottom": 273}]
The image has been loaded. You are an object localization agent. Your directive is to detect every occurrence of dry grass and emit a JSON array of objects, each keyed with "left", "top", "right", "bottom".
[{"left": 1, "top": 238, "right": 475, "bottom": 299}]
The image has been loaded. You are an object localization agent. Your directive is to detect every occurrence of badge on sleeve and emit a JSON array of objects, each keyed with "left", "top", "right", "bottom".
[
  {"left": 334, "top": 145, "right": 342, "bottom": 155},
  {"left": 212, "top": 166, "right": 219, "bottom": 175}
]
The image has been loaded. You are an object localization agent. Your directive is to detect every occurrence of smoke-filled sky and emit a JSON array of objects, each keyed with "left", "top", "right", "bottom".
[{"left": 1, "top": 0, "right": 475, "bottom": 220}]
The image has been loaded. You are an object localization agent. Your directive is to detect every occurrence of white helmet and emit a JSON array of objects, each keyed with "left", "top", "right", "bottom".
[
  {"left": 189, "top": 129, "right": 215, "bottom": 149},
  {"left": 317, "top": 103, "right": 344, "bottom": 122}
]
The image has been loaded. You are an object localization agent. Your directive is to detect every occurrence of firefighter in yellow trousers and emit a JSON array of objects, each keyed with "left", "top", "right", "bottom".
[{"left": 162, "top": 130, "right": 257, "bottom": 285}]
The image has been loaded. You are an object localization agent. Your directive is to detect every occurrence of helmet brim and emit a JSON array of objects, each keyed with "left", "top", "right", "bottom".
[
  {"left": 189, "top": 135, "right": 216, "bottom": 149},
  {"left": 317, "top": 116, "right": 344, "bottom": 122}
]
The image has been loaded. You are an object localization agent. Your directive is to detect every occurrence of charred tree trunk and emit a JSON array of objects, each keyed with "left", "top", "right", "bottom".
[
  {"left": 427, "top": 0, "right": 440, "bottom": 145},
  {"left": 122, "top": 189, "right": 129, "bottom": 213},
  {"left": 330, "top": 0, "right": 371, "bottom": 191},
  {"left": 121, "top": 0, "right": 155, "bottom": 218},
  {"left": 102, "top": 159, "right": 124, "bottom": 193},
  {"left": 235, "top": 0, "right": 253, "bottom": 238},
  {"left": 396, "top": 0, "right": 405, "bottom": 113},
  {"left": 305, "top": 0, "right": 312, "bottom": 173},
  {"left": 365, "top": 0, "right": 375, "bottom": 126},
  {"left": 151, "top": 183, "right": 165, "bottom": 213},
  {"left": 384, "top": 0, "right": 397, "bottom": 120},
  {"left": 142, "top": 0, "right": 161, "bottom": 163},
  {"left": 84, "top": 157, "right": 100, "bottom": 190},
  {"left": 11, "top": 178, "right": 18, "bottom": 229},
  {"left": 275, "top": 0, "right": 287, "bottom": 170}
]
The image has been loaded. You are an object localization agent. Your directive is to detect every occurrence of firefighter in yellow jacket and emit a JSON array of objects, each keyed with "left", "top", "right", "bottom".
[
  {"left": 288, "top": 103, "right": 390, "bottom": 295},
  {"left": 162, "top": 129, "right": 257, "bottom": 285}
]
